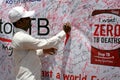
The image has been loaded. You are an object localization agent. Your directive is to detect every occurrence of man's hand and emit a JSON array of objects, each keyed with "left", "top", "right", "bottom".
[
  {"left": 43, "top": 48, "right": 57, "bottom": 55},
  {"left": 63, "top": 22, "right": 71, "bottom": 34}
]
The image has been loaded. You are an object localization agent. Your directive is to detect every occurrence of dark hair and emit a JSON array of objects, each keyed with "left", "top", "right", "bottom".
[{"left": 12, "top": 22, "right": 17, "bottom": 27}]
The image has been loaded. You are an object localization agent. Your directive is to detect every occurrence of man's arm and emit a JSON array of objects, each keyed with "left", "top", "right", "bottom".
[
  {"left": 15, "top": 22, "right": 71, "bottom": 50},
  {"left": 36, "top": 48, "right": 57, "bottom": 56}
]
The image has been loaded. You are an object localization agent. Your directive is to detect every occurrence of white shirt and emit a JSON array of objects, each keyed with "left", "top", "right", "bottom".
[{"left": 12, "top": 28, "right": 65, "bottom": 80}]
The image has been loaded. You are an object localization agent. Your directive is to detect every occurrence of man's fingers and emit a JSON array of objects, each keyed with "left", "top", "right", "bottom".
[
  {"left": 49, "top": 48, "right": 57, "bottom": 55},
  {"left": 63, "top": 22, "right": 71, "bottom": 33}
]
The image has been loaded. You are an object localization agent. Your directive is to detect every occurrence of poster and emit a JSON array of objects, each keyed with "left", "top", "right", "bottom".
[
  {"left": 91, "top": 9, "right": 120, "bottom": 67},
  {"left": 0, "top": 0, "right": 120, "bottom": 80}
]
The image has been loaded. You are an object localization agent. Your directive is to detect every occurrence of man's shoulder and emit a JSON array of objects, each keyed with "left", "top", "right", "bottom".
[
  {"left": 13, "top": 31, "right": 35, "bottom": 41},
  {"left": 13, "top": 31, "right": 29, "bottom": 40}
]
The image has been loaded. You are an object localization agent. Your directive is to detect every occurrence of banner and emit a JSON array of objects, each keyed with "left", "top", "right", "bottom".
[
  {"left": 91, "top": 9, "right": 120, "bottom": 67},
  {"left": 0, "top": 0, "right": 120, "bottom": 80}
]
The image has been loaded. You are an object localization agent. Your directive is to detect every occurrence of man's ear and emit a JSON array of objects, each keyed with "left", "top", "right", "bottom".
[{"left": 15, "top": 20, "right": 24, "bottom": 28}]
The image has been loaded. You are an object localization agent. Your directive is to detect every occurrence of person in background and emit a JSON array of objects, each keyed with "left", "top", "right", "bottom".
[{"left": 8, "top": 6, "right": 71, "bottom": 80}]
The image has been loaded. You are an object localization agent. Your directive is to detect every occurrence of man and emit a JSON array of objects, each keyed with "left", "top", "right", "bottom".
[{"left": 8, "top": 6, "right": 71, "bottom": 80}]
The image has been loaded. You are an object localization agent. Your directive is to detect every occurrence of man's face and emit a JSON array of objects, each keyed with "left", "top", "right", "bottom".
[
  {"left": 15, "top": 17, "right": 32, "bottom": 31},
  {"left": 21, "top": 17, "right": 32, "bottom": 30}
]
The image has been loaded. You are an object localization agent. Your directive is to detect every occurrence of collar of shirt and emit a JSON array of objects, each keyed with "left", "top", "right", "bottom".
[{"left": 14, "top": 27, "right": 27, "bottom": 34}]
